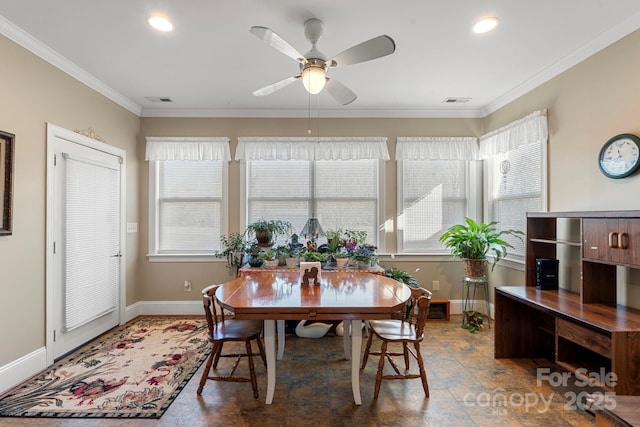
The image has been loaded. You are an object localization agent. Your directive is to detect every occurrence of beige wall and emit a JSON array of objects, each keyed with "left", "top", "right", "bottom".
[
  {"left": 2, "top": 25, "right": 640, "bottom": 371},
  {"left": 485, "top": 29, "right": 640, "bottom": 300},
  {"left": 138, "top": 117, "right": 483, "bottom": 302},
  {"left": 0, "top": 35, "right": 140, "bottom": 366}
]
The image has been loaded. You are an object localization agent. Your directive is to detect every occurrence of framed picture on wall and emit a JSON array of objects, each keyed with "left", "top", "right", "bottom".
[{"left": 0, "top": 130, "right": 15, "bottom": 236}]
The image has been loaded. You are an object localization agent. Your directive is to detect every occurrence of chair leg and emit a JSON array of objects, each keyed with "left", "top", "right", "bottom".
[
  {"left": 197, "top": 344, "right": 217, "bottom": 395},
  {"left": 246, "top": 340, "right": 259, "bottom": 399},
  {"left": 361, "top": 332, "right": 374, "bottom": 369},
  {"left": 414, "top": 342, "right": 429, "bottom": 397},
  {"left": 374, "top": 340, "right": 388, "bottom": 399},
  {"left": 213, "top": 341, "right": 223, "bottom": 368},
  {"left": 403, "top": 342, "right": 410, "bottom": 370},
  {"left": 256, "top": 336, "right": 267, "bottom": 367}
]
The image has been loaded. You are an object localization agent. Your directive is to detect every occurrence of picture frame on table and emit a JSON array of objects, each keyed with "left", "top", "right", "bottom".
[{"left": 0, "top": 130, "right": 15, "bottom": 236}]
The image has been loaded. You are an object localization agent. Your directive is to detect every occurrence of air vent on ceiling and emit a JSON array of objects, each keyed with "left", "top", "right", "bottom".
[
  {"left": 442, "top": 97, "right": 471, "bottom": 103},
  {"left": 145, "top": 96, "right": 173, "bottom": 103}
]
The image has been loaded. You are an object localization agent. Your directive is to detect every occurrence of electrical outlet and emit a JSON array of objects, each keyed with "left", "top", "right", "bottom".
[
  {"left": 184, "top": 280, "right": 192, "bottom": 292},
  {"left": 432, "top": 280, "right": 440, "bottom": 291}
]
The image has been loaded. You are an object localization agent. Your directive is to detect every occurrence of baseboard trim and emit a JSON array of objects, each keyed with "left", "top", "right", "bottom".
[
  {"left": 0, "top": 347, "right": 47, "bottom": 396},
  {"left": 125, "top": 300, "right": 202, "bottom": 321}
]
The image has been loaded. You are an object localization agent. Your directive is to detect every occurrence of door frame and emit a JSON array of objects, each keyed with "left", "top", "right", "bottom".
[{"left": 45, "top": 123, "right": 127, "bottom": 365}]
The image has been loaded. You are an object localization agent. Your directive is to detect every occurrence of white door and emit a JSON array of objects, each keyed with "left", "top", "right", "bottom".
[{"left": 47, "top": 127, "right": 124, "bottom": 361}]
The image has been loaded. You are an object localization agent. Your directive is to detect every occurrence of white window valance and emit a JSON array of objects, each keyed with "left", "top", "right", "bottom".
[
  {"left": 235, "top": 137, "right": 390, "bottom": 161},
  {"left": 479, "top": 110, "right": 548, "bottom": 159},
  {"left": 145, "top": 137, "right": 231, "bottom": 161},
  {"left": 396, "top": 137, "right": 479, "bottom": 160}
]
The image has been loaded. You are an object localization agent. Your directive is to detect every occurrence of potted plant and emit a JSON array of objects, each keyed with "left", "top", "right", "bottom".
[
  {"left": 325, "top": 228, "right": 343, "bottom": 253},
  {"left": 260, "top": 249, "right": 279, "bottom": 268},
  {"left": 304, "top": 251, "right": 329, "bottom": 269},
  {"left": 246, "top": 219, "right": 294, "bottom": 247},
  {"left": 438, "top": 217, "right": 523, "bottom": 276},
  {"left": 350, "top": 243, "right": 378, "bottom": 269},
  {"left": 462, "top": 310, "right": 484, "bottom": 333},
  {"left": 246, "top": 243, "right": 264, "bottom": 267},
  {"left": 333, "top": 249, "right": 350, "bottom": 269},
  {"left": 217, "top": 232, "right": 247, "bottom": 271},
  {"left": 383, "top": 267, "right": 419, "bottom": 288}
]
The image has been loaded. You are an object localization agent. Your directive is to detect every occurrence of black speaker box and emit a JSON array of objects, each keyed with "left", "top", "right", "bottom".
[{"left": 536, "top": 258, "right": 559, "bottom": 290}]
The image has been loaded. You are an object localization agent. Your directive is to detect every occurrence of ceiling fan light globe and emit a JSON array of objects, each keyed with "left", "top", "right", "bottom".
[{"left": 302, "top": 67, "right": 326, "bottom": 94}]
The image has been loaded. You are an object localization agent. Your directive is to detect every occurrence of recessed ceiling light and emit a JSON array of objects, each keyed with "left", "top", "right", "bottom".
[
  {"left": 148, "top": 15, "right": 173, "bottom": 32},
  {"left": 473, "top": 16, "right": 499, "bottom": 34}
]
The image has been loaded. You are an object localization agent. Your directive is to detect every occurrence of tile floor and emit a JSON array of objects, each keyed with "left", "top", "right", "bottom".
[{"left": 1, "top": 316, "right": 598, "bottom": 426}]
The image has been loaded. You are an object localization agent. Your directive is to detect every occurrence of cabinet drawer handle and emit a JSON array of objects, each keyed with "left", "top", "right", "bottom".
[
  {"left": 609, "top": 232, "right": 618, "bottom": 248},
  {"left": 619, "top": 232, "right": 629, "bottom": 249}
]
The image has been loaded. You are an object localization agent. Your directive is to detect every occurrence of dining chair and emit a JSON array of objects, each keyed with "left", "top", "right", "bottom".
[
  {"left": 361, "top": 287, "right": 432, "bottom": 398},
  {"left": 197, "top": 284, "right": 267, "bottom": 399}
]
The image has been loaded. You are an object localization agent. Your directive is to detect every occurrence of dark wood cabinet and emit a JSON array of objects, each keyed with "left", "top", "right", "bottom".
[
  {"left": 495, "top": 211, "right": 640, "bottom": 395},
  {"left": 583, "top": 218, "right": 640, "bottom": 266}
]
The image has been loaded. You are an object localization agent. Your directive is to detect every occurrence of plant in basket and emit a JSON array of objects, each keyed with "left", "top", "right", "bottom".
[{"left": 438, "top": 217, "right": 523, "bottom": 276}]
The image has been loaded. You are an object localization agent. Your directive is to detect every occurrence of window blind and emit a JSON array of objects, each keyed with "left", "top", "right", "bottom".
[
  {"left": 158, "top": 161, "right": 222, "bottom": 252},
  {"left": 64, "top": 155, "right": 119, "bottom": 332},
  {"left": 241, "top": 138, "right": 386, "bottom": 247},
  {"left": 396, "top": 137, "right": 478, "bottom": 253},
  {"left": 480, "top": 110, "right": 548, "bottom": 261}
]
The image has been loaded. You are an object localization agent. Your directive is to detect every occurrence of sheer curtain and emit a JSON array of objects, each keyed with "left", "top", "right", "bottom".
[
  {"left": 235, "top": 137, "right": 389, "bottom": 161},
  {"left": 146, "top": 137, "right": 230, "bottom": 161}
]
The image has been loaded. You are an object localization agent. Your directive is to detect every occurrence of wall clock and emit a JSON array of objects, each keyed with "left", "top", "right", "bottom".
[{"left": 598, "top": 133, "right": 640, "bottom": 179}]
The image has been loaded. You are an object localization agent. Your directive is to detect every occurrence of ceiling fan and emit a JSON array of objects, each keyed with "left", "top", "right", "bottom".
[{"left": 250, "top": 18, "right": 396, "bottom": 105}]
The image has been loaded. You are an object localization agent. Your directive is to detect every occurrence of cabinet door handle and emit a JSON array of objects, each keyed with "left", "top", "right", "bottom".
[
  {"left": 619, "top": 232, "right": 629, "bottom": 249},
  {"left": 609, "top": 232, "right": 618, "bottom": 248}
]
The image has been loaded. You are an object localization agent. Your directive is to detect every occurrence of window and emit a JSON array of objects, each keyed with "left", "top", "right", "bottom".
[
  {"left": 396, "top": 137, "right": 480, "bottom": 253},
  {"left": 146, "top": 137, "right": 230, "bottom": 261},
  {"left": 480, "top": 110, "right": 548, "bottom": 262},
  {"left": 237, "top": 137, "right": 388, "bottom": 248}
]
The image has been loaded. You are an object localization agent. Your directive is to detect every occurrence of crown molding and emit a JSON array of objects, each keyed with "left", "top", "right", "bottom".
[
  {"left": 483, "top": 10, "right": 640, "bottom": 116},
  {"left": 140, "top": 107, "right": 485, "bottom": 119},
  {"left": 0, "top": 15, "right": 142, "bottom": 116}
]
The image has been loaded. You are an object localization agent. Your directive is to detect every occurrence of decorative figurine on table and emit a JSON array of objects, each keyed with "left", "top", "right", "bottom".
[{"left": 300, "top": 262, "right": 320, "bottom": 285}]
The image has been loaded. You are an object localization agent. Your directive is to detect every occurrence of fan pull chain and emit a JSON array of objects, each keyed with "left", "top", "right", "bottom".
[{"left": 307, "top": 89, "right": 312, "bottom": 135}]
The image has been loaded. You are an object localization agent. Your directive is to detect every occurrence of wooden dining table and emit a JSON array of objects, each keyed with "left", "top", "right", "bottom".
[{"left": 215, "top": 270, "right": 411, "bottom": 405}]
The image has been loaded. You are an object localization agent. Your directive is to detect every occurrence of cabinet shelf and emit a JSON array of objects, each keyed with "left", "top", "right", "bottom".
[
  {"left": 496, "top": 210, "right": 640, "bottom": 396},
  {"left": 529, "top": 238, "right": 581, "bottom": 247}
]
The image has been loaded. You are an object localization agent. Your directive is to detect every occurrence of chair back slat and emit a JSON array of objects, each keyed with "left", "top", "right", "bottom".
[
  {"left": 414, "top": 292, "right": 432, "bottom": 337},
  {"left": 406, "top": 287, "right": 431, "bottom": 325},
  {"left": 202, "top": 284, "right": 222, "bottom": 333}
]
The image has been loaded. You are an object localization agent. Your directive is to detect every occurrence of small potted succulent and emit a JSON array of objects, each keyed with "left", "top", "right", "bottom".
[{"left": 261, "top": 249, "right": 279, "bottom": 268}]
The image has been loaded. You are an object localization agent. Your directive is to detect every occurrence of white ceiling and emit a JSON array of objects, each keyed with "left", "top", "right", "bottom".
[{"left": 1, "top": 0, "right": 640, "bottom": 118}]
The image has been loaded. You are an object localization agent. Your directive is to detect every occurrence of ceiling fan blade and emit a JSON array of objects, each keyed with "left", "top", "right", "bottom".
[
  {"left": 325, "top": 77, "right": 357, "bottom": 105},
  {"left": 252, "top": 75, "right": 301, "bottom": 97},
  {"left": 250, "top": 26, "right": 306, "bottom": 63},
  {"left": 326, "top": 35, "right": 396, "bottom": 67}
]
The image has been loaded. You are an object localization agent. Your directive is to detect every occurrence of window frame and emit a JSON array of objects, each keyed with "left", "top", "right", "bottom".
[
  {"left": 481, "top": 111, "right": 548, "bottom": 269},
  {"left": 147, "top": 158, "right": 229, "bottom": 263}
]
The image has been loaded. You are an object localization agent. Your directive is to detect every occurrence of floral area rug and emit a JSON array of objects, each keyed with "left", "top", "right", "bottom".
[{"left": 0, "top": 316, "right": 209, "bottom": 418}]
